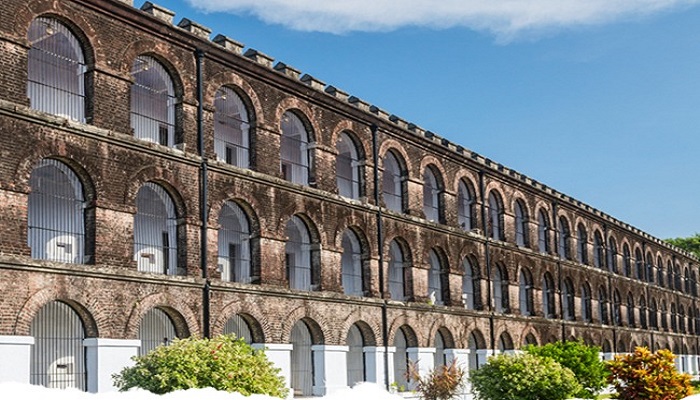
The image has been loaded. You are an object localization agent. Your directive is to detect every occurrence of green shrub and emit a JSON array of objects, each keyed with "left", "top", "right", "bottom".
[
  {"left": 524, "top": 340, "right": 608, "bottom": 398},
  {"left": 407, "top": 359, "right": 466, "bottom": 400},
  {"left": 606, "top": 347, "right": 692, "bottom": 400},
  {"left": 470, "top": 352, "right": 582, "bottom": 400},
  {"left": 112, "top": 334, "right": 288, "bottom": 397}
]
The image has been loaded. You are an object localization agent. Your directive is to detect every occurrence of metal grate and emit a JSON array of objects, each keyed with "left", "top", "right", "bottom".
[
  {"left": 214, "top": 87, "right": 250, "bottom": 168},
  {"left": 382, "top": 153, "right": 402, "bottom": 212},
  {"left": 286, "top": 216, "right": 312, "bottom": 290},
  {"left": 336, "top": 133, "right": 360, "bottom": 199},
  {"left": 27, "top": 17, "right": 86, "bottom": 122},
  {"left": 130, "top": 56, "right": 175, "bottom": 147},
  {"left": 28, "top": 159, "right": 85, "bottom": 263},
  {"left": 134, "top": 183, "right": 178, "bottom": 275},
  {"left": 30, "top": 301, "right": 86, "bottom": 390},
  {"left": 280, "top": 112, "right": 309, "bottom": 185},
  {"left": 223, "top": 314, "right": 253, "bottom": 343},
  {"left": 341, "top": 230, "right": 363, "bottom": 296},
  {"left": 346, "top": 324, "right": 365, "bottom": 386},
  {"left": 217, "top": 202, "right": 252, "bottom": 283},
  {"left": 388, "top": 240, "right": 406, "bottom": 300},
  {"left": 423, "top": 168, "right": 440, "bottom": 222},
  {"left": 138, "top": 308, "right": 177, "bottom": 356},
  {"left": 290, "top": 321, "right": 313, "bottom": 396}
]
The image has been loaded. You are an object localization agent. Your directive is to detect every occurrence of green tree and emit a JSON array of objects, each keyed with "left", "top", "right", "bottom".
[
  {"left": 665, "top": 233, "right": 700, "bottom": 258},
  {"left": 606, "top": 347, "right": 692, "bottom": 400},
  {"left": 524, "top": 339, "right": 607, "bottom": 398},
  {"left": 470, "top": 353, "right": 581, "bottom": 400},
  {"left": 113, "top": 334, "right": 288, "bottom": 397}
]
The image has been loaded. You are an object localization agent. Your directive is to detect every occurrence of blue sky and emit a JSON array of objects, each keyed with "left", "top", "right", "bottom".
[{"left": 158, "top": 0, "right": 700, "bottom": 240}]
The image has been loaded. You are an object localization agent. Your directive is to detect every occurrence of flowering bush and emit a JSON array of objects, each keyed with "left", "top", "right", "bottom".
[
  {"left": 113, "top": 334, "right": 287, "bottom": 397},
  {"left": 407, "top": 359, "right": 466, "bottom": 400}
]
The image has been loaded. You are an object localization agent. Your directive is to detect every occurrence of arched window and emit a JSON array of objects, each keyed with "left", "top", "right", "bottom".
[
  {"left": 462, "top": 257, "right": 481, "bottom": 310},
  {"left": 635, "top": 249, "right": 644, "bottom": 281},
  {"left": 134, "top": 183, "right": 178, "bottom": 275},
  {"left": 457, "top": 180, "right": 474, "bottom": 231},
  {"left": 674, "top": 264, "right": 681, "bottom": 291},
  {"left": 217, "top": 201, "right": 252, "bottom": 283},
  {"left": 639, "top": 296, "right": 647, "bottom": 329},
  {"left": 593, "top": 231, "right": 604, "bottom": 269},
  {"left": 543, "top": 272, "right": 556, "bottom": 318},
  {"left": 598, "top": 286, "right": 609, "bottom": 325},
  {"left": 646, "top": 253, "right": 654, "bottom": 284},
  {"left": 498, "top": 332, "right": 514, "bottom": 352},
  {"left": 138, "top": 308, "right": 177, "bottom": 356},
  {"left": 657, "top": 256, "right": 664, "bottom": 287},
  {"left": 671, "top": 303, "right": 678, "bottom": 332},
  {"left": 563, "top": 278, "right": 575, "bottom": 321},
  {"left": 130, "top": 55, "right": 176, "bottom": 147},
  {"left": 388, "top": 240, "right": 408, "bottom": 301},
  {"left": 558, "top": 217, "right": 571, "bottom": 259},
  {"left": 581, "top": 283, "right": 592, "bottom": 322},
  {"left": 214, "top": 87, "right": 250, "bottom": 168},
  {"left": 28, "top": 17, "right": 86, "bottom": 122},
  {"left": 649, "top": 299, "right": 658, "bottom": 330},
  {"left": 613, "top": 290, "right": 622, "bottom": 326},
  {"left": 623, "top": 244, "right": 632, "bottom": 277},
  {"left": 537, "top": 210, "right": 550, "bottom": 253},
  {"left": 434, "top": 331, "right": 447, "bottom": 368},
  {"left": 679, "top": 305, "right": 686, "bottom": 333},
  {"left": 223, "top": 314, "right": 253, "bottom": 344},
  {"left": 684, "top": 267, "right": 691, "bottom": 293},
  {"left": 280, "top": 111, "right": 310, "bottom": 185},
  {"left": 519, "top": 268, "right": 533, "bottom": 316},
  {"left": 514, "top": 200, "right": 528, "bottom": 247},
  {"left": 382, "top": 151, "right": 404, "bottom": 213},
  {"left": 487, "top": 191, "right": 504, "bottom": 241},
  {"left": 290, "top": 320, "right": 313, "bottom": 396},
  {"left": 30, "top": 301, "right": 86, "bottom": 390},
  {"left": 346, "top": 324, "right": 365, "bottom": 386},
  {"left": 493, "top": 264, "right": 509, "bottom": 313},
  {"left": 576, "top": 224, "right": 588, "bottom": 264},
  {"left": 667, "top": 261, "right": 674, "bottom": 288},
  {"left": 285, "top": 216, "right": 313, "bottom": 291},
  {"left": 627, "top": 293, "right": 635, "bottom": 327},
  {"left": 341, "top": 230, "right": 364, "bottom": 297},
  {"left": 336, "top": 132, "right": 361, "bottom": 199},
  {"left": 427, "top": 250, "right": 444, "bottom": 305},
  {"left": 661, "top": 301, "right": 668, "bottom": 330},
  {"left": 393, "top": 328, "right": 410, "bottom": 390},
  {"left": 423, "top": 167, "right": 442, "bottom": 222},
  {"left": 607, "top": 238, "right": 618, "bottom": 273},
  {"left": 28, "top": 159, "right": 87, "bottom": 264}
]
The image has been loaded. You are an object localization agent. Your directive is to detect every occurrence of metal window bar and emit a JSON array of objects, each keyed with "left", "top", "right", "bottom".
[
  {"left": 462, "top": 260, "right": 475, "bottom": 309},
  {"left": 341, "top": 232, "right": 363, "bottom": 296},
  {"left": 388, "top": 242, "right": 405, "bottom": 300},
  {"left": 28, "top": 160, "right": 85, "bottom": 264},
  {"left": 217, "top": 202, "right": 252, "bottom": 283},
  {"left": 336, "top": 153, "right": 360, "bottom": 199},
  {"left": 30, "top": 301, "right": 86, "bottom": 391},
  {"left": 346, "top": 324, "right": 365, "bottom": 386},
  {"left": 27, "top": 18, "right": 86, "bottom": 122},
  {"left": 214, "top": 87, "right": 250, "bottom": 168},
  {"left": 133, "top": 183, "right": 178, "bottom": 275},
  {"left": 423, "top": 170, "right": 440, "bottom": 222},
  {"left": 290, "top": 321, "right": 313, "bottom": 397},
  {"left": 223, "top": 314, "right": 253, "bottom": 344},
  {"left": 280, "top": 112, "right": 309, "bottom": 185},
  {"left": 130, "top": 56, "right": 175, "bottom": 147},
  {"left": 382, "top": 154, "right": 402, "bottom": 212},
  {"left": 286, "top": 217, "right": 311, "bottom": 290},
  {"left": 458, "top": 183, "right": 472, "bottom": 230},
  {"left": 138, "top": 308, "right": 177, "bottom": 356},
  {"left": 428, "top": 252, "right": 442, "bottom": 304}
]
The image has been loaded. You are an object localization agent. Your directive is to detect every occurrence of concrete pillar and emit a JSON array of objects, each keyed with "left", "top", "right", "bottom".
[
  {"left": 407, "top": 347, "right": 436, "bottom": 376},
  {"left": 0, "top": 336, "right": 34, "bottom": 384},
  {"left": 364, "top": 346, "right": 390, "bottom": 386},
  {"left": 601, "top": 352, "right": 615, "bottom": 361},
  {"left": 254, "top": 343, "right": 293, "bottom": 396},
  {"left": 445, "top": 349, "right": 471, "bottom": 394},
  {"left": 84, "top": 338, "right": 140, "bottom": 393},
  {"left": 476, "top": 349, "right": 490, "bottom": 369},
  {"left": 311, "top": 345, "right": 349, "bottom": 396}
]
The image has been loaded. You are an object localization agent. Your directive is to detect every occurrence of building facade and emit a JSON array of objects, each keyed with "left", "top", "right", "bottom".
[{"left": 0, "top": 0, "right": 698, "bottom": 396}]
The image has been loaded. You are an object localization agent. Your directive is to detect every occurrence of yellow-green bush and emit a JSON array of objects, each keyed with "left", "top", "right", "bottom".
[{"left": 112, "top": 334, "right": 288, "bottom": 397}]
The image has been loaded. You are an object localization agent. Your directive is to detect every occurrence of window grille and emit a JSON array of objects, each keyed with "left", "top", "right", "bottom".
[
  {"left": 130, "top": 56, "right": 175, "bottom": 147},
  {"left": 598, "top": 288, "right": 609, "bottom": 324},
  {"left": 627, "top": 295, "right": 635, "bottom": 327},
  {"left": 27, "top": 18, "right": 86, "bottom": 122},
  {"left": 519, "top": 269, "right": 533, "bottom": 316},
  {"left": 434, "top": 332, "right": 446, "bottom": 368},
  {"left": 28, "top": 159, "right": 85, "bottom": 264},
  {"left": 427, "top": 250, "right": 443, "bottom": 305},
  {"left": 286, "top": 216, "right": 312, "bottom": 290},
  {"left": 581, "top": 284, "right": 592, "bottom": 322},
  {"left": 382, "top": 152, "right": 403, "bottom": 212},
  {"left": 388, "top": 240, "right": 406, "bottom": 300},
  {"left": 543, "top": 274, "right": 555, "bottom": 318},
  {"left": 214, "top": 87, "right": 250, "bottom": 168},
  {"left": 423, "top": 168, "right": 440, "bottom": 222},
  {"left": 30, "top": 301, "right": 86, "bottom": 391},
  {"left": 346, "top": 324, "right": 365, "bottom": 386},
  {"left": 393, "top": 329, "right": 408, "bottom": 390},
  {"left": 487, "top": 193, "right": 503, "bottom": 240},
  {"left": 133, "top": 183, "right": 178, "bottom": 275},
  {"left": 341, "top": 230, "right": 363, "bottom": 296},
  {"left": 138, "top": 308, "right": 177, "bottom": 356},
  {"left": 563, "top": 279, "right": 575, "bottom": 320},
  {"left": 514, "top": 201, "right": 527, "bottom": 246},
  {"left": 538, "top": 211, "right": 549, "bottom": 253},
  {"left": 217, "top": 202, "right": 252, "bottom": 283},
  {"left": 457, "top": 181, "right": 473, "bottom": 231},
  {"left": 290, "top": 321, "right": 313, "bottom": 397},
  {"left": 336, "top": 133, "right": 360, "bottom": 199},
  {"left": 462, "top": 258, "right": 477, "bottom": 310},
  {"left": 280, "top": 112, "right": 309, "bottom": 185},
  {"left": 223, "top": 314, "right": 253, "bottom": 344},
  {"left": 577, "top": 225, "right": 588, "bottom": 264}
]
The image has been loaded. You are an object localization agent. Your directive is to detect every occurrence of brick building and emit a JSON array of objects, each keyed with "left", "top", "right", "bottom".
[{"left": 0, "top": 0, "right": 698, "bottom": 396}]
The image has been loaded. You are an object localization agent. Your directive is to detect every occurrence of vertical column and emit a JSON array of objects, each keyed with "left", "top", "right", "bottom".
[
  {"left": 407, "top": 347, "right": 436, "bottom": 390},
  {"left": 254, "top": 343, "right": 293, "bottom": 398},
  {"left": 444, "top": 349, "right": 471, "bottom": 396},
  {"left": 363, "top": 346, "right": 391, "bottom": 386},
  {"left": 311, "top": 345, "right": 349, "bottom": 396},
  {"left": 0, "top": 336, "right": 34, "bottom": 385},
  {"left": 476, "top": 349, "right": 490, "bottom": 368},
  {"left": 84, "top": 338, "right": 140, "bottom": 393}
]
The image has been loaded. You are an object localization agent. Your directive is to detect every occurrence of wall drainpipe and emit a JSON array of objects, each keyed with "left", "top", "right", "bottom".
[
  {"left": 478, "top": 170, "right": 495, "bottom": 354},
  {"left": 195, "top": 48, "right": 211, "bottom": 339}
]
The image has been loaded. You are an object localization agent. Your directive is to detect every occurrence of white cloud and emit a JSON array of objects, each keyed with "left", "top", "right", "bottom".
[{"left": 185, "top": 0, "right": 700, "bottom": 38}]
